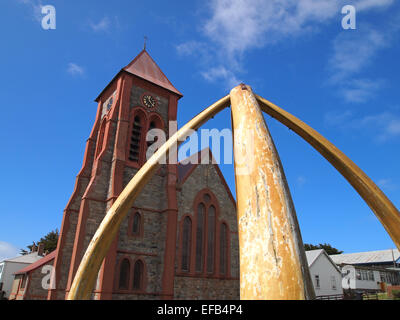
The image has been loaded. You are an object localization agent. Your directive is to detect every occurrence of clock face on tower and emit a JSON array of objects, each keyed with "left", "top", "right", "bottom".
[{"left": 142, "top": 94, "right": 157, "bottom": 109}]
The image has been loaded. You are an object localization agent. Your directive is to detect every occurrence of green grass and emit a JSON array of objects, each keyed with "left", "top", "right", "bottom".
[{"left": 377, "top": 293, "right": 390, "bottom": 300}]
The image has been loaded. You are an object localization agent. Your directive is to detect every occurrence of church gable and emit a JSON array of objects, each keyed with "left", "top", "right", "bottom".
[
  {"left": 173, "top": 149, "right": 240, "bottom": 299},
  {"left": 177, "top": 159, "right": 238, "bottom": 237},
  {"left": 174, "top": 161, "right": 239, "bottom": 299},
  {"left": 177, "top": 149, "right": 236, "bottom": 210}
]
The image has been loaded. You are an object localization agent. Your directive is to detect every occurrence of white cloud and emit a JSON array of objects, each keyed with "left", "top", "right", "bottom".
[
  {"left": 357, "top": 112, "right": 400, "bottom": 142},
  {"left": 324, "top": 110, "right": 353, "bottom": 126},
  {"left": 201, "top": 66, "right": 242, "bottom": 89},
  {"left": 0, "top": 241, "right": 20, "bottom": 262},
  {"left": 326, "top": 20, "right": 398, "bottom": 103},
  {"left": 325, "top": 111, "right": 400, "bottom": 142},
  {"left": 67, "top": 63, "right": 85, "bottom": 76},
  {"left": 18, "top": 0, "right": 44, "bottom": 23},
  {"left": 203, "top": 0, "right": 341, "bottom": 58},
  {"left": 177, "top": 41, "right": 206, "bottom": 56},
  {"left": 377, "top": 178, "right": 397, "bottom": 191},
  {"left": 89, "top": 17, "right": 111, "bottom": 32},
  {"left": 340, "top": 78, "right": 385, "bottom": 103},
  {"left": 178, "top": 0, "right": 394, "bottom": 89},
  {"left": 297, "top": 175, "right": 307, "bottom": 187},
  {"left": 329, "top": 29, "right": 388, "bottom": 83},
  {"left": 356, "top": 0, "right": 394, "bottom": 11}
]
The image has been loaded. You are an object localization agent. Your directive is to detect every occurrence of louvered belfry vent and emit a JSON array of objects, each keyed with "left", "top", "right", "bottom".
[{"left": 129, "top": 115, "right": 142, "bottom": 162}]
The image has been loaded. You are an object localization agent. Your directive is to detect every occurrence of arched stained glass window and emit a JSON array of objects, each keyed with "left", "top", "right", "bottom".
[
  {"left": 195, "top": 203, "right": 205, "bottom": 273},
  {"left": 181, "top": 217, "right": 192, "bottom": 272},
  {"left": 207, "top": 205, "right": 216, "bottom": 273}
]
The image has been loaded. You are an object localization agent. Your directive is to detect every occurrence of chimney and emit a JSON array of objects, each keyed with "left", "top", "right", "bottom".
[
  {"left": 37, "top": 243, "right": 44, "bottom": 256},
  {"left": 31, "top": 242, "right": 37, "bottom": 253}
]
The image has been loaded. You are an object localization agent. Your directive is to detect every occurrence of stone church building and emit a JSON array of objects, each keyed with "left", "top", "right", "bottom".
[{"left": 11, "top": 50, "right": 239, "bottom": 300}]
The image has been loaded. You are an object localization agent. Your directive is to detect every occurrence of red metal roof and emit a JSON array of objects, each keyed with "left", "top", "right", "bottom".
[
  {"left": 95, "top": 49, "right": 183, "bottom": 101},
  {"left": 14, "top": 250, "right": 57, "bottom": 275},
  {"left": 123, "top": 49, "right": 183, "bottom": 97}
]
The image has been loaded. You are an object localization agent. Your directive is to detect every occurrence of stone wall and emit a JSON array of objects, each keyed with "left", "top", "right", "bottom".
[
  {"left": 174, "top": 277, "right": 239, "bottom": 300},
  {"left": 130, "top": 85, "right": 169, "bottom": 129},
  {"left": 175, "top": 163, "right": 240, "bottom": 299},
  {"left": 25, "top": 261, "right": 54, "bottom": 300}
]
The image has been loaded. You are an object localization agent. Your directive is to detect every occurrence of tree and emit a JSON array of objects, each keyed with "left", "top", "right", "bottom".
[
  {"left": 304, "top": 243, "right": 343, "bottom": 255},
  {"left": 20, "top": 229, "right": 59, "bottom": 255}
]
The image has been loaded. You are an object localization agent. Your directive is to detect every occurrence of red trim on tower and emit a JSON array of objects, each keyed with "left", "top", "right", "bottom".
[{"left": 49, "top": 94, "right": 106, "bottom": 300}]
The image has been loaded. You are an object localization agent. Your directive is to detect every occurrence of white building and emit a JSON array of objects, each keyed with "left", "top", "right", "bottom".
[
  {"left": 330, "top": 249, "right": 400, "bottom": 293},
  {"left": 0, "top": 250, "right": 44, "bottom": 299},
  {"left": 340, "top": 265, "right": 400, "bottom": 292},
  {"left": 306, "top": 249, "right": 343, "bottom": 299}
]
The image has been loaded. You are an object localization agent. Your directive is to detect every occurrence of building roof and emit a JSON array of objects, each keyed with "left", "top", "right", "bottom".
[
  {"left": 305, "top": 249, "right": 324, "bottom": 267},
  {"left": 123, "top": 50, "right": 183, "bottom": 97},
  {"left": 330, "top": 249, "right": 400, "bottom": 265},
  {"left": 3, "top": 251, "right": 44, "bottom": 264},
  {"left": 306, "top": 249, "right": 342, "bottom": 273},
  {"left": 96, "top": 49, "right": 183, "bottom": 102},
  {"left": 14, "top": 250, "right": 57, "bottom": 275}
]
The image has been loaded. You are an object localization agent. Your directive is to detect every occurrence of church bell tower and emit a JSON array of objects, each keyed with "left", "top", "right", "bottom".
[{"left": 49, "top": 49, "right": 183, "bottom": 300}]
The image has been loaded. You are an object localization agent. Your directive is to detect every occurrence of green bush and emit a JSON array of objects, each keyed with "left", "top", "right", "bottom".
[{"left": 392, "top": 290, "right": 400, "bottom": 299}]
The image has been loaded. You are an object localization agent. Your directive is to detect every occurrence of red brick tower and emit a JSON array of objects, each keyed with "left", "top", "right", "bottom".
[{"left": 49, "top": 49, "right": 183, "bottom": 300}]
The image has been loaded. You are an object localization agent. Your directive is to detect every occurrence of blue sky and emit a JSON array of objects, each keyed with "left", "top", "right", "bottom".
[{"left": 1, "top": 0, "right": 400, "bottom": 260}]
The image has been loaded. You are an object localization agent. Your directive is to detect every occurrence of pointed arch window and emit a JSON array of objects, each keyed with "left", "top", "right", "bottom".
[
  {"left": 220, "top": 223, "right": 228, "bottom": 276},
  {"left": 118, "top": 258, "right": 130, "bottom": 290},
  {"left": 128, "top": 211, "right": 143, "bottom": 238},
  {"left": 133, "top": 260, "right": 144, "bottom": 290},
  {"left": 181, "top": 217, "right": 192, "bottom": 272},
  {"left": 132, "top": 212, "right": 141, "bottom": 236},
  {"left": 207, "top": 205, "right": 216, "bottom": 273},
  {"left": 195, "top": 203, "right": 205, "bottom": 273}
]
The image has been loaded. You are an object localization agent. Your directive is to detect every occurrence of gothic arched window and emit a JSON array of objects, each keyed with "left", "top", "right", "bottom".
[
  {"left": 207, "top": 205, "right": 216, "bottom": 273},
  {"left": 181, "top": 217, "right": 192, "bottom": 272},
  {"left": 220, "top": 223, "right": 228, "bottom": 276},
  {"left": 118, "top": 258, "right": 130, "bottom": 290},
  {"left": 194, "top": 192, "right": 222, "bottom": 276},
  {"left": 132, "top": 212, "right": 141, "bottom": 236},
  {"left": 133, "top": 260, "right": 144, "bottom": 290},
  {"left": 195, "top": 203, "right": 205, "bottom": 273}
]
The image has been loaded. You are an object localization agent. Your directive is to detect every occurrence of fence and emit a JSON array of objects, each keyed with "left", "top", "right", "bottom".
[{"left": 315, "top": 294, "right": 344, "bottom": 300}]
